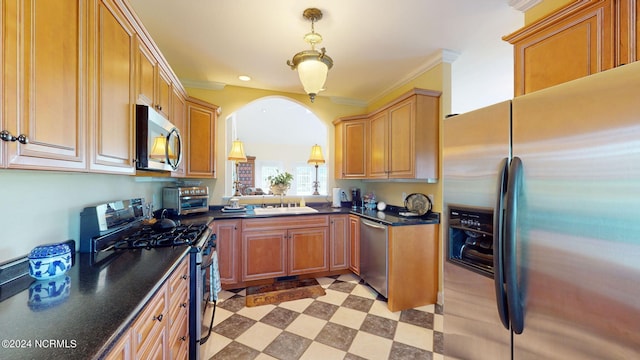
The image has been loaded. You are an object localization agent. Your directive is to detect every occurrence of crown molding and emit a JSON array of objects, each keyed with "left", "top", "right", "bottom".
[
  {"left": 508, "top": 0, "right": 542, "bottom": 12},
  {"left": 181, "top": 79, "right": 226, "bottom": 90}
]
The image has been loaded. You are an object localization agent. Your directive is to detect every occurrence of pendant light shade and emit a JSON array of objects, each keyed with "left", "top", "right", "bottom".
[{"left": 287, "top": 8, "right": 333, "bottom": 103}]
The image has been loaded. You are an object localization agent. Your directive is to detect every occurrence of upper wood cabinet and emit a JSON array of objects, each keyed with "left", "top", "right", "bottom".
[
  {"left": 333, "top": 115, "right": 368, "bottom": 179},
  {"left": 2, "top": 0, "right": 88, "bottom": 171},
  {"left": 136, "top": 37, "right": 171, "bottom": 118},
  {"left": 184, "top": 98, "right": 217, "bottom": 178},
  {"left": 504, "top": 0, "right": 638, "bottom": 95},
  {"left": 334, "top": 89, "right": 440, "bottom": 180},
  {"left": 88, "top": 0, "right": 136, "bottom": 174}
]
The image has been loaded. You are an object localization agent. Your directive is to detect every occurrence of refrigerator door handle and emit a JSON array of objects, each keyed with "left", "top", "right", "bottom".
[
  {"left": 505, "top": 156, "right": 524, "bottom": 334},
  {"left": 494, "top": 157, "right": 510, "bottom": 329}
]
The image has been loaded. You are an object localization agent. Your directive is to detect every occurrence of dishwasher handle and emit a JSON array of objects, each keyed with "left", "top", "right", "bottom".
[{"left": 361, "top": 218, "right": 387, "bottom": 230}]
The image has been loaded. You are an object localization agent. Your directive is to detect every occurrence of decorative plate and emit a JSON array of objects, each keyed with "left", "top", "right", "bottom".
[{"left": 404, "top": 193, "right": 432, "bottom": 215}]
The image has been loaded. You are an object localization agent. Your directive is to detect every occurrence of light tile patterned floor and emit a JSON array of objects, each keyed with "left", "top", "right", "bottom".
[{"left": 201, "top": 273, "right": 444, "bottom": 360}]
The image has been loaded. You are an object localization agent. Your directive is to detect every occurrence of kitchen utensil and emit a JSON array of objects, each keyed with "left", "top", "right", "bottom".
[{"left": 404, "top": 193, "right": 432, "bottom": 216}]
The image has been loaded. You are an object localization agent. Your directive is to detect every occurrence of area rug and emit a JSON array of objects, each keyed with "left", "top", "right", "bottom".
[{"left": 245, "top": 278, "right": 325, "bottom": 307}]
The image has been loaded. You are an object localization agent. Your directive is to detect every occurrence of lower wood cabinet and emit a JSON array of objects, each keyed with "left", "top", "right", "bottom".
[
  {"left": 241, "top": 215, "right": 330, "bottom": 281},
  {"left": 212, "top": 219, "right": 242, "bottom": 286},
  {"left": 329, "top": 215, "right": 349, "bottom": 271},
  {"left": 387, "top": 223, "right": 439, "bottom": 312},
  {"left": 103, "top": 256, "right": 189, "bottom": 360},
  {"left": 348, "top": 215, "right": 360, "bottom": 275}
]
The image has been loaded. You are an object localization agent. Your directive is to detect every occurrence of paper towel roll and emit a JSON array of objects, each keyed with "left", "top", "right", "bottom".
[{"left": 332, "top": 188, "right": 342, "bottom": 207}]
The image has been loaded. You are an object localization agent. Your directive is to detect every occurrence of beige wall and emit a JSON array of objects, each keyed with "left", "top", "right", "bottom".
[
  {"left": 525, "top": 0, "right": 574, "bottom": 25},
  {"left": 0, "top": 170, "right": 168, "bottom": 262}
]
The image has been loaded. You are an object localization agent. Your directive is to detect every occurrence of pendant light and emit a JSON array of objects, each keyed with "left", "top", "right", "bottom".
[{"left": 287, "top": 8, "right": 333, "bottom": 103}]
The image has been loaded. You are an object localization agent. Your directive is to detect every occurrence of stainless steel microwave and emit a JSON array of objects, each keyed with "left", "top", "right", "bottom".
[{"left": 135, "top": 104, "right": 182, "bottom": 171}]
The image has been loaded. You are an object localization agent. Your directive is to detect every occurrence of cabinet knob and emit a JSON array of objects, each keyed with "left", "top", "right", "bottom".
[
  {"left": 153, "top": 314, "right": 163, "bottom": 322},
  {"left": 180, "top": 336, "right": 187, "bottom": 342},
  {"left": 0, "top": 130, "right": 29, "bottom": 144},
  {"left": 181, "top": 274, "right": 188, "bottom": 280},
  {"left": 181, "top": 302, "right": 187, "bottom": 308}
]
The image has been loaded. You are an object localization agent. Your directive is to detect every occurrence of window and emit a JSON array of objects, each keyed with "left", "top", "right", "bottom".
[{"left": 225, "top": 97, "right": 328, "bottom": 197}]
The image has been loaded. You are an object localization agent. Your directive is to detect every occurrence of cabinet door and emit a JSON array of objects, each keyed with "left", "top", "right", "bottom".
[
  {"left": 388, "top": 96, "right": 415, "bottom": 178},
  {"left": 506, "top": 0, "right": 614, "bottom": 95},
  {"left": 3, "top": 0, "right": 87, "bottom": 170},
  {"left": 89, "top": 0, "right": 135, "bottom": 174},
  {"left": 136, "top": 37, "right": 156, "bottom": 108},
  {"left": 156, "top": 67, "right": 171, "bottom": 118},
  {"left": 104, "top": 331, "right": 131, "bottom": 360},
  {"left": 185, "top": 99, "right": 217, "bottom": 178},
  {"left": 132, "top": 283, "right": 167, "bottom": 359},
  {"left": 367, "top": 111, "right": 388, "bottom": 178},
  {"left": 329, "top": 215, "right": 349, "bottom": 271},
  {"left": 288, "top": 227, "right": 329, "bottom": 275},
  {"left": 212, "top": 219, "right": 241, "bottom": 285},
  {"left": 341, "top": 118, "right": 368, "bottom": 178},
  {"left": 170, "top": 87, "right": 186, "bottom": 177},
  {"left": 349, "top": 215, "right": 360, "bottom": 275},
  {"left": 242, "top": 230, "right": 287, "bottom": 281}
]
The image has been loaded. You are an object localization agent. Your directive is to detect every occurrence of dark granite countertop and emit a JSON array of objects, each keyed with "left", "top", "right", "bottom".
[
  {"left": 0, "top": 245, "right": 189, "bottom": 359},
  {"left": 208, "top": 204, "right": 440, "bottom": 226}
]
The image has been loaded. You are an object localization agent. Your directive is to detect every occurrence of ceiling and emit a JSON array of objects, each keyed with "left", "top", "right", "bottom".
[{"left": 128, "top": 0, "right": 525, "bottom": 104}]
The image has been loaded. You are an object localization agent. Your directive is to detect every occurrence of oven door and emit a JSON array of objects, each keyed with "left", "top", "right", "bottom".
[
  {"left": 191, "top": 236, "right": 220, "bottom": 359},
  {"left": 179, "top": 195, "right": 209, "bottom": 215}
]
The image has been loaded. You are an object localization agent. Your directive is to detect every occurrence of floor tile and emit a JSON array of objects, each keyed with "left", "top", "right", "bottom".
[
  {"left": 285, "top": 313, "right": 327, "bottom": 340},
  {"left": 235, "top": 322, "right": 282, "bottom": 351},
  {"left": 263, "top": 331, "right": 312, "bottom": 360},
  {"left": 303, "top": 300, "right": 339, "bottom": 320},
  {"left": 314, "top": 322, "right": 358, "bottom": 352},
  {"left": 206, "top": 276, "right": 441, "bottom": 360},
  {"left": 348, "top": 331, "right": 393, "bottom": 360}
]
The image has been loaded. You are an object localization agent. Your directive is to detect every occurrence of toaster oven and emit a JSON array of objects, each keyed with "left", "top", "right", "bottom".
[{"left": 163, "top": 186, "right": 209, "bottom": 215}]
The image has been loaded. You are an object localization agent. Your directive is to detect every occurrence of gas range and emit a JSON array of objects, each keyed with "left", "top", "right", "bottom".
[{"left": 79, "top": 198, "right": 213, "bottom": 265}]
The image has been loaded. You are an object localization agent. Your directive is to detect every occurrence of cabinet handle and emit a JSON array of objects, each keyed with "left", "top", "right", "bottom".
[
  {"left": 0, "top": 130, "right": 29, "bottom": 144},
  {"left": 153, "top": 314, "right": 163, "bottom": 322},
  {"left": 180, "top": 336, "right": 187, "bottom": 342},
  {"left": 181, "top": 274, "right": 188, "bottom": 280},
  {"left": 181, "top": 302, "right": 187, "bottom": 308}
]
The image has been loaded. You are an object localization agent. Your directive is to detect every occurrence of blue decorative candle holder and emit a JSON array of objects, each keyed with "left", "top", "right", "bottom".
[{"left": 28, "top": 242, "right": 72, "bottom": 280}]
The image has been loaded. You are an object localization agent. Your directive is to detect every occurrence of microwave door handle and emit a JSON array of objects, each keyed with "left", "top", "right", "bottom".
[{"left": 166, "top": 127, "right": 182, "bottom": 170}]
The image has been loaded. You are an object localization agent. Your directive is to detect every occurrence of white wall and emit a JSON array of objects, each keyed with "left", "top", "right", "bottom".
[
  {"left": 0, "top": 170, "right": 169, "bottom": 263},
  {"left": 451, "top": 6, "right": 523, "bottom": 114}
]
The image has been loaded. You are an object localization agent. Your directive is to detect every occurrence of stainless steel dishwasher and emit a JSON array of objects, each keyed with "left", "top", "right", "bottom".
[{"left": 359, "top": 218, "right": 389, "bottom": 298}]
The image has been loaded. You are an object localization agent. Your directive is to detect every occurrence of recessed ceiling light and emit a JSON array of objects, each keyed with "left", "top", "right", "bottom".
[{"left": 238, "top": 75, "right": 251, "bottom": 81}]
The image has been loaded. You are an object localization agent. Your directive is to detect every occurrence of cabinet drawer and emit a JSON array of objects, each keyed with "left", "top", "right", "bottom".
[
  {"left": 242, "top": 215, "right": 328, "bottom": 231},
  {"left": 132, "top": 287, "right": 166, "bottom": 353}
]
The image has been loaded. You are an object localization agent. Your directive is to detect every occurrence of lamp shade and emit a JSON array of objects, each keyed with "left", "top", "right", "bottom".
[
  {"left": 298, "top": 56, "right": 329, "bottom": 97},
  {"left": 307, "top": 144, "right": 325, "bottom": 165},
  {"left": 150, "top": 134, "right": 175, "bottom": 159},
  {"left": 228, "top": 140, "right": 247, "bottom": 162}
]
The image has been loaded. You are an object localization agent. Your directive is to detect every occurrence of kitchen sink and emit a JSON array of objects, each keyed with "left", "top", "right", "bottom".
[{"left": 252, "top": 206, "right": 319, "bottom": 215}]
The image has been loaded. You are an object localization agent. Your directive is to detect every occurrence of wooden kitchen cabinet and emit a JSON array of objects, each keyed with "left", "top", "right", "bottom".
[
  {"left": 88, "top": 0, "right": 136, "bottom": 174},
  {"left": 333, "top": 89, "right": 440, "bottom": 180},
  {"left": 368, "top": 90, "right": 440, "bottom": 180},
  {"left": 2, "top": 0, "right": 88, "bottom": 171},
  {"left": 184, "top": 98, "right": 218, "bottom": 178},
  {"left": 167, "top": 258, "right": 189, "bottom": 360},
  {"left": 387, "top": 223, "right": 439, "bottom": 312},
  {"left": 136, "top": 37, "right": 171, "bottom": 118},
  {"left": 131, "top": 281, "right": 168, "bottom": 359},
  {"left": 348, "top": 215, "right": 360, "bottom": 275},
  {"left": 329, "top": 215, "right": 349, "bottom": 271},
  {"left": 333, "top": 115, "right": 368, "bottom": 179},
  {"left": 242, "top": 215, "right": 330, "bottom": 281},
  {"left": 504, "top": 0, "right": 638, "bottom": 95},
  {"left": 104, "top": 331, "right": 132, "bottom": 360},
  {"left": 212, "top": 219, "right": 242, "bottom": 286},
  {"left": 288, "top": 226, "right": 330, "bottom": 275}
]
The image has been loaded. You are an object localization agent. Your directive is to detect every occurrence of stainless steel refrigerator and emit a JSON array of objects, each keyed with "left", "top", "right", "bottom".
[{"left": 442, "top": 61, "right": 640, "bottom": 359}]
